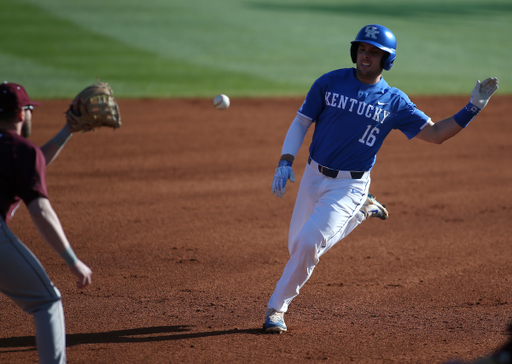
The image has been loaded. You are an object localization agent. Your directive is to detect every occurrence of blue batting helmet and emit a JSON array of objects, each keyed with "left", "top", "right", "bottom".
[{"left": 350, "top": 24, "right": 397, "bottom": 71}]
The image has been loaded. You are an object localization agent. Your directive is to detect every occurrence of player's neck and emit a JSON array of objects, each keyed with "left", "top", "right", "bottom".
[
  {"left": 354, "top": 67, "right": 382, "bottom": 85},
  {"left": 0, "top": 121, "right": 19, "bottom": 134}
]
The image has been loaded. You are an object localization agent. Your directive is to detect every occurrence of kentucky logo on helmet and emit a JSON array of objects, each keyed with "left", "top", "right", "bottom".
[{"left": 364, "top": 26, "right": 380, "bottom": 40}]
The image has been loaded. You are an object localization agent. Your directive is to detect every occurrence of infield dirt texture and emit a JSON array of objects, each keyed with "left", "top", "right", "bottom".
[
  {"left": 2, "top": 0, "right": 512, "bottom": 362},
  {"left": 0, "top": 95, "right": 511, "bottom": 363}
]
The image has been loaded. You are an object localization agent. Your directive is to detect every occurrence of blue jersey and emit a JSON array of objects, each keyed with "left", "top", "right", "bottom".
[{"left": 298, "top": 68, "right": 430, "bottom": 171}]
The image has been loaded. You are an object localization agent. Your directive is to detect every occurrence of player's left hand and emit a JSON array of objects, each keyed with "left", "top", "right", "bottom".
[
  {"left": 69, "top": 260, "right": 92, "bottom": 289},
  {"left": 470, "top": 77, "right": 499, "bottom": 110},
  {"left": 272, "top": 163, "right": 295, "bottom": 198}
]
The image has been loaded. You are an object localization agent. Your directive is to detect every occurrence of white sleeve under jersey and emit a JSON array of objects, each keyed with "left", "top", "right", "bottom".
[{"left": 281, "top": 113, "right": 313, "bottom": 159}]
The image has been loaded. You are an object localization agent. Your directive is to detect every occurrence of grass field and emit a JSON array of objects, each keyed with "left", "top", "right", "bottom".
[{"left": 2, "top": 0, "right": 511, "bottom": 98}]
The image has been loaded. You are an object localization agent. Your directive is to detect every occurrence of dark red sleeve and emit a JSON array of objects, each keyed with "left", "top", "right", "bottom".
[
  {"left": 0, "top": 132, "right": 49, "bottom": 223},
  {"left": 15, "top": 142, "right": 48, "bottom": 206}
]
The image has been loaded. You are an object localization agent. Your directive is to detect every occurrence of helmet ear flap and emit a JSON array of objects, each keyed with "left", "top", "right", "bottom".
[
  {"left": 381, "top": 53, "right": 395, "bottom": 71},
  {"left": 350, "top": 42, "right": 359, "bottom": 64},
  {"left": 381, "top": 53, "right": 390, "bottom": 70}
]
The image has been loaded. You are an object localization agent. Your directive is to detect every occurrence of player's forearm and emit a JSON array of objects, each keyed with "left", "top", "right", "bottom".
[
  {"left": 280, "top": 113, "right": 313, "bottom": 162},
  {"left": 415, "top": 117, "right": 463, "bottom": 144},
  {"left": 27, "top": 197, "right": 77, "bottom": 264},
  {"left": 433, "top": 117, "right": 465, "bottom": 143},
  {"left": 40, "top": 125, "right": 73, "bottom": 166}
]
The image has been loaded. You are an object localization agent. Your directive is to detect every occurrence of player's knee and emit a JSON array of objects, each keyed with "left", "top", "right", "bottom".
[
  {"left": 294, "top": 227, "right": 325, "bottom": 256},
  {"left": 19, "top": 288, "right": 62, "bottom": 315}
]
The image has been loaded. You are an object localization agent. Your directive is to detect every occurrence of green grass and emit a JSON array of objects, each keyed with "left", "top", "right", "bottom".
[{"left": 2, "top": 0, "right": 511, "bottom": 98}]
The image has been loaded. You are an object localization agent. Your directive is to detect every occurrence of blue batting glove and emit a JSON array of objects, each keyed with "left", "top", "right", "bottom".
[{"left": 271, "top": 160, "right": 295, "bottom": 198}]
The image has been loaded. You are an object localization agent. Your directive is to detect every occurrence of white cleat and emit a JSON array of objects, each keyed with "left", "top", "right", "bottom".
[
  {"left": 264, "top": 308, "right": 287, "bottom": 334},
  {"left": 362, "top": 194, "right": 389, "bottom": 220}
]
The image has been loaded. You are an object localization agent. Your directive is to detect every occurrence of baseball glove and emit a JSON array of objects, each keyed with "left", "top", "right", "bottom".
[{"left": 66, "top": 82, "right": 121, "bottom": 132}]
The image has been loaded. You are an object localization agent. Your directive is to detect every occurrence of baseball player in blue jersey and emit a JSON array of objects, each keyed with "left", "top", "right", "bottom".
[
  {"left": 264, "top": 24, "right": 499, "bottom": 333},
  {"left": 0, "top": 82, "right": 92, "bottom": 363}
]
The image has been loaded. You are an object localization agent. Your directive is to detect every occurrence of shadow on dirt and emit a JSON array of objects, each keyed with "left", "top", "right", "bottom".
[{"left": 0, "top": 325, "right": 265, "bottom": 351}]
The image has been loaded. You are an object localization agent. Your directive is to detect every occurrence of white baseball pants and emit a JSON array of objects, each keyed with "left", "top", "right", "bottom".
[{"left": 268, "top": 158, "right": 371, "bottom": 313}]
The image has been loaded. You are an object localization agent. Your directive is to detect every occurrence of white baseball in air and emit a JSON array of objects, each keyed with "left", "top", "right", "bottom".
[{"left": 213, "top": 94, "right": 230, "bottom": 110}]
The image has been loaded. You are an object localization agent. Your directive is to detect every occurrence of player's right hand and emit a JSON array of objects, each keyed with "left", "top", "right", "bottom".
[
  {"left": 69, "top": 260, "right": 92, "bottom": 289},
  {"left": 272, "top": 163, "right": 295, "bottom": 198}
]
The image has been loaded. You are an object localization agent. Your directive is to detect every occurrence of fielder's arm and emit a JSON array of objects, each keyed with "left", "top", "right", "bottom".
[
  {"left": 40, "top": 124, "right": 74, "bottom": 166},
  {"left": 27, "top": 197, "right": 92, "bottom": 288}
]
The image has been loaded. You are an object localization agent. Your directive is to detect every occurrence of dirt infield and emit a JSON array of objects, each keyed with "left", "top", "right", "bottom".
[{"left": 1, "top": 96, "right": 511, "bottom": 363}]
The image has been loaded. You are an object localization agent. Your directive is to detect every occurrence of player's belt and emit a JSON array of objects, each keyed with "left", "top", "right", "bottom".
[{"left": 308, "top": 156, "right": 365, "bottom": 179}]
